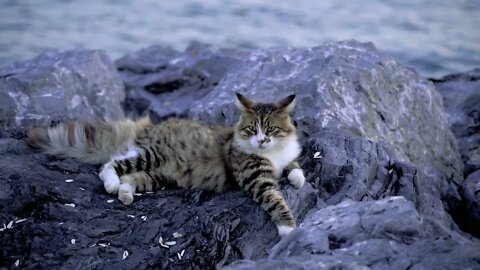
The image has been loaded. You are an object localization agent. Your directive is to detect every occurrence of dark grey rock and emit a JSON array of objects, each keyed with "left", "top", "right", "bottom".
[
  {"left": 433, "top": 68, "right": 480, "bottom": 177},
  {"left": 227, "top": 198, "right": 480, "bottom": 270},
  {"left": 433, "top": 69, "right": 480, "bottom": 238},
  {"left": 117, "top": 41, "right": 462, "bottom": 226},
  {"left": 0, "top": 49, "right": 125, "bottom": 136},
  {"left": 1, "top": 42, "right": 479, "bottom": 269}
]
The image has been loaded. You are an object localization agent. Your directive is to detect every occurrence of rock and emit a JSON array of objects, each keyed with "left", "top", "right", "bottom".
[
  {"left": 0, "top": 50, "right": 125, "bottom": 137},
  {"left": 0, "top": 139, "right": 318, "bottom": 269},
  {"left": 433, "top": 68, "right": 480, "bottom": 176},
  {"left": 117, "top": 41, "right": 462, "bottom": 225},
  {"left": 115, "top": 43, "right": 251, "bottom": 120},
  {"left": 432, "top": 69, "right": 480, "bottom": 237},
  {"left": 1, "top": 42, "right": 480, "bottom": 269},
  {"left": 227, "top": 197, "right": 480, "bottom": 270}
]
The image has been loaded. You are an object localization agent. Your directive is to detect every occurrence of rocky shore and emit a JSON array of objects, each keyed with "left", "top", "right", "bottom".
[{"left": 0, "top": 41, "right": 479, "bottom": 269}]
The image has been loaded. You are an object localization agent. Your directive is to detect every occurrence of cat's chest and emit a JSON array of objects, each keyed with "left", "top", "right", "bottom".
[{"left": 260, "top": 140, "right": 301, "bottom": 178}]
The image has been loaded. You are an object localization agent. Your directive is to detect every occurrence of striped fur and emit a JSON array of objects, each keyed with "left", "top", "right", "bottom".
[{"left": 27, "top": 93, "right": 305, "bottom": 236}]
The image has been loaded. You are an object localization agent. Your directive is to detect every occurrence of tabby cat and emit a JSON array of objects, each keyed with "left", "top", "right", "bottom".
[{"left": 28, "top": 93, "right": 305, "bottom": 236}]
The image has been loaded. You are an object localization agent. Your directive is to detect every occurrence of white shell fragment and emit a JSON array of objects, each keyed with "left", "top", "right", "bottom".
[
  {"left": 141, "top": 216, "right": 147, "bottom": 221},
  {"left": 122, "top": 250, "right": 129, "bottom": 260},
  {"left": 107, "top": 199, "right": 115, "bottom": 203},
  {"left": 79, "top": 188, "right": 85, "bottom": 191},
  {"left": 127, "top": 215, "right": 135, "bottom": 218},
  {"left": 7, "top": 221, "right": 14, "bottom": 229},
  {"left": 15, "top": 259, "right": 19, "bottom": 267},
  {"left": 15, "top": 218, "right": 27, "bottom": 224},
  {"left": 313, "top": 152, "right": 322, "bottom": 159},
  {"left": 98, "top": 243, "right": 110, "bottom": 248},
  {"left": 71, "top": 239, "right": 76, "bottom": 244},
  {"left": 65, "top": 179, "right": 74, "bottom": 183},
  {"left": 134, "top": 193, "right": 142, "bottom": 196},
  {"left": 165, "top": 241, "right": 176, "bottom": 246},
  {"left": 65, "top": 203, "right": 76, "bottom": 208},
  {"left": 158, "top": 236, "right": 169, "bottom": 248},
  {"left": 172, "top": 232, "right": 183, "bottom": 238},
  {"left": 177, "top": 249, "right": 185, "bottom": 260}
]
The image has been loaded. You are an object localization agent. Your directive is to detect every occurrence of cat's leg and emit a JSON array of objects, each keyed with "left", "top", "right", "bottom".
[
  {"left": 99, "top": 145, "right": 142, "bottom": 194},
  {"left": 118, "top": 173, "right": 139, "bottom": 205},
  {"left": 233, "top": 155, "right": 296, "bottom": 237},
  {"left": 284, "top": 160, "right": 305, "bottom": 189}
]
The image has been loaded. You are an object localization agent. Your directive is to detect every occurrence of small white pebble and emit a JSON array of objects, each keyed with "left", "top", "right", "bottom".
[
  {"left": 161, "top": 187, "right": 166, "bottom": 190},
  {"left": 71, "top": 239, "right": 76, "bottom": 245},
  {"left": 65, "top": 203, "right": 76, "bottom": 208},
  {"left": 65, "top": 179, "right": 74, "bottom": 183},
  {"left": 388, "top": 169, "right": 394, "bottom": 174},
  {"left": 180, "top": 249, "right": 185, "bottom": 257},
  {"left": 79, "top": 188, "right": 85, "bottom": 191},
  {"left": 58, "top": 222, "right": 64, "bottom": 225},
  {"left": 172, "top": 232, "right": 183, "bottom": 238},
  {"left": 127, "top": 215, "right": 135, "bottom": 218},
  {"left": 107, "top": 199, "right": 114, "bottom": 203},
  {"left": 134, "top": 193, "right": 142, "bottom": 196},
  {"left": 90, "top": 243, "right": 97, "bottom": 247},
  {"left": 7, "top": 221, "right": 14, "bottom": 229},
  {"left": 177, "top": 252, "right": 182, "bottom": 260},
  {"left": 98, "top": 243, "right": 110, "bottom": 248},
  {"left": 122, "top": 250, "right": 129, "bottom": 260},
  {"left": 15, "top": 219, "right": 27, "bottom": 224},
  {"left": 141, "top": 216, "right": 147, "bottom": 221},
  {"left": 15, "top": 259, "right": 19, "bottom": 267},
  {"left": 313, "top": 152, "right": 322, "bottom": 159},
  {"left": 165, "top": 241, "right": 176, "bottom": 246}
]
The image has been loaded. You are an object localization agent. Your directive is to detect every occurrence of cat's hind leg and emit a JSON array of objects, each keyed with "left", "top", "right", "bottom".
[{"left": 118, "top": 174, "right": 138, "bottom": 205}]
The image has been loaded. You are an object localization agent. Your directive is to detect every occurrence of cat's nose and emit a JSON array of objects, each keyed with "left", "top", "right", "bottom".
[{"left": 258, "top": 137, "right": 270, "bottom": 145}]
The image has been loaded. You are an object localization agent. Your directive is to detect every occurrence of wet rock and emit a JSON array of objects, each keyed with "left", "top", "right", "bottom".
[{"left": 0, "top": 49, "right": 125, "bottom": 137}]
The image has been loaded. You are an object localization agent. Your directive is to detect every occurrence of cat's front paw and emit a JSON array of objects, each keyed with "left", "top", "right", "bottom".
[
  {"left": 277, "top": 224, "right": 295, "bottom": 237},
  {"left": 99, "top": 165, "right": 120, "bottom": 194},
  {"left": 118, "top": 183, "right": 135, "bottom": 205},
  {"left": 287, "top": 168, "right": 305, "bottom": 189}
]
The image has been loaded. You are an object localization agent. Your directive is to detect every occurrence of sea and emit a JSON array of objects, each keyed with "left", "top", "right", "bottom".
[{"left": 0, "top": 0, "right": 479, "bottom": 78}]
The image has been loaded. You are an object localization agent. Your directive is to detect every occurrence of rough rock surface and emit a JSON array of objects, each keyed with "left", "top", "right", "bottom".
[
  {"left": 117, "top": 41, "right": 462, "bottom": 224},
  {"left": 1, "top": 42, "right": 479, "bottom": 269},
  {"left": 0, "top": 50, "right": 125, "bottom": 137},
  {"left": 433, "top": 69, "right": 480, "bottom": 237}
]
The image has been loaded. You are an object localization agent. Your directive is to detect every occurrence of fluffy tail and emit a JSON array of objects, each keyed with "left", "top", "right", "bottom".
[{"left": 27, "top": 117, "right": 152, "bottom": 164}]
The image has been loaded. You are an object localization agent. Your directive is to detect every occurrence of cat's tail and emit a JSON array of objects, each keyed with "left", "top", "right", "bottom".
[{"left": 27, "top": 117, "right": 152, "bottom": 165}]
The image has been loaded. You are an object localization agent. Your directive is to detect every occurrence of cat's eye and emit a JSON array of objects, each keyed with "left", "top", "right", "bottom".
[
  {"left": 247, "top": 126, "right": 257, "bottom": 132},
  {"left": 266, "top": 126, "right": 277, "bottom": 133}
]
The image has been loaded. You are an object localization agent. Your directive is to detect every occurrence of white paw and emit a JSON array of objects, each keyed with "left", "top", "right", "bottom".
[
  {"left": 118, "top": 183, "right": 135, "bottom": 205},
  {"left": 277, "top": 224, "right": 295, "bottom": 237},
  {"left": 287, "top": 168, "right": 305, "bottom": 189},
  {"left": 99, "top": 165, "right": 120, "bottom": 194}
]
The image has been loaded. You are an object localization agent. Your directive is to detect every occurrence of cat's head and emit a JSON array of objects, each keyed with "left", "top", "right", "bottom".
[{"left": 234, "top": 93, "right": 297, "bottom": 153}]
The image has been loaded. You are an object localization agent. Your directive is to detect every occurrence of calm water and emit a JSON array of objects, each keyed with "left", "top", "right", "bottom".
[{"left": 0, "top": 0, "right": 479, "bottom": 77}]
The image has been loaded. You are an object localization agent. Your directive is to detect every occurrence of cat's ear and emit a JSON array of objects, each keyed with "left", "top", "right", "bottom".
[
  {"left": 274, "top": 94, "right": 296, "bottom": 113},
  {"left": 235, "top": 92, "right": 256, "bottom": 111}
]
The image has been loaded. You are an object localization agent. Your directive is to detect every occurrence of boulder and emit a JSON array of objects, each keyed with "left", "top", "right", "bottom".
[
  {"left": 117, "top": 41, "right": 462, "bottom": 224},
  {"left": 1, "top": 42, "right": 479, "bottom": 269},
  {"left": 0, "top": 50, "right": 125, "bottom": 137},
  {"left": 433, "top": 68, "right": 480, "bottom": 176},
  {"left": 433, "top": 69, "right": 480, "bottom": 237}
]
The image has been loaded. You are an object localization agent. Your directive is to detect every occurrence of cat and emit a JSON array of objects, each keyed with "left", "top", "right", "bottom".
[{"left": 27, "top": 93, "right": 306, "bottom": 236}]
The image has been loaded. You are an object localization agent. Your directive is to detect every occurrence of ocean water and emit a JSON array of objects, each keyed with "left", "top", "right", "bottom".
[{"left": 0, "top": 0, "right": 479, "bottom": 77}]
